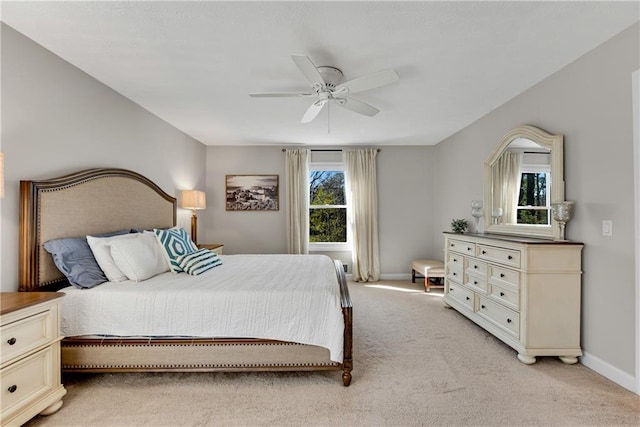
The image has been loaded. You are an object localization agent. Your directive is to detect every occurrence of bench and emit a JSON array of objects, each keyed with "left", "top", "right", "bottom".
[{"left": 411, "top": 260, "right": 445, "bottom": 292}]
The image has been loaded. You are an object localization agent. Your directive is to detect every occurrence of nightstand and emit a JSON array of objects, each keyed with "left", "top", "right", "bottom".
[
  {"left": 1, "top": 292, "right": 66, "bottom": 426},
  {"left": 198, "top": 244, "right": 224, "bottom": 256}
]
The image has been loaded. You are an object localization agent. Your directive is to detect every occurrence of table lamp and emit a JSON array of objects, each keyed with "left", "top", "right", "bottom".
[{"left": 181, "top": 190, "right": 206, "bottom": 245}]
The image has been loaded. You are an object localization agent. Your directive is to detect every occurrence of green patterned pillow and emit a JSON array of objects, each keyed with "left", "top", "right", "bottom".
[
  {"left": 154, "top": 227, "right": 197, "bottom": 273},
  {"left": 176, "top": 248, "right": 223, "bottom": 275}
]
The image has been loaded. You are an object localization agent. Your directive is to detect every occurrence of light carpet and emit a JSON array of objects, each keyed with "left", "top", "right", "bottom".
[{"left": 25, "top": 280, "right": 640, "bottom": 426}]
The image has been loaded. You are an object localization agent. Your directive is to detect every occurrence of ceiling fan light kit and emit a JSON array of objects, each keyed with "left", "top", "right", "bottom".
[{"left": 250, "top": 54, "right": 399, "bottom": 123}]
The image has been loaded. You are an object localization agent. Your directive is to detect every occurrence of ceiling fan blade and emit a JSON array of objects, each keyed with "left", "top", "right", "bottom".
[
  {"left": 333, "top": 96, "right": 380, "bottom": 117},
  {"left": 301, "top": 100, "right": 327, "bottom": 123},
  {"left": 291, "top": 54, "right": 325, "bottom": 86},
  {"left": 249, "top": 92, "right": 313, "bottom": 97},
  {"left": 334, "top": 69, "right": 399, "bottom": 94}
]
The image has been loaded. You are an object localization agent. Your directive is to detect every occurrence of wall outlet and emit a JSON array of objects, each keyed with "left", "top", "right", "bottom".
[{"left": 343, "top": 264, "right": 348, "bottom": 273}]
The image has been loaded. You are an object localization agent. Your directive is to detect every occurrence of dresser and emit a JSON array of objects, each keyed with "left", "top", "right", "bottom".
[
  {"left": 442, "top": 232, "right": 583, "bottom": 364},
  {"left": 1, "top": 293, "right": 66, "bottom": 426}
]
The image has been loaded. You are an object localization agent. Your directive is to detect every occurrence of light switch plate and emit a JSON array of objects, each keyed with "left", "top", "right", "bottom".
[{"left": 602, "top": 220, "right": 613, "bottom": 237}]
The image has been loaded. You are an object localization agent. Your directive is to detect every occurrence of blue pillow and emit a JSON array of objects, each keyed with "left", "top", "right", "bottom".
[
  {"left": 154, "top": 227, "right": 198, "bottom": 273},
  {"left": 43, "top": 229, "right": 131, "bottom": 289},
  {"left": 176, "top": 249, "right": 222, "bottom": 275}
]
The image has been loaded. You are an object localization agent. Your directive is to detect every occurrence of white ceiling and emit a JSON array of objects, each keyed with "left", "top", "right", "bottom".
[{"left": 2, "top": 1, "right": 638, "bottom": 146}]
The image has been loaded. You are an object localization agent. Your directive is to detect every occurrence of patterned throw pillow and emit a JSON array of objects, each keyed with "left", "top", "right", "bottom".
[
  {"left": 176, "top": 248, "right": 223, "bottom": 275},
  {"left": 154, "top": 227, "right": 198, "bottom": 273}
]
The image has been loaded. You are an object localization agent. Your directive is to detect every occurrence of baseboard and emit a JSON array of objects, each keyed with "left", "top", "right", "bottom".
[
  {"left": 379, "top": 273, "right": 412, "bottom": 281},
  {"left": 581, "top": 351, "right": 638, "bottom": 394}
]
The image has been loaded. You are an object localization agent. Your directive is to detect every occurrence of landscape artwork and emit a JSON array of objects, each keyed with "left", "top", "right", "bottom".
[{"left": 225, "top": 175, "right": 279, "bottom": 211}]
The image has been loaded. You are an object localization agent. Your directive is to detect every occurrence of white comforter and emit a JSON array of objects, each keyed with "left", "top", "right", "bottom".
[{"left": 60, "top": 254, "right": 345, "bottom": 362}]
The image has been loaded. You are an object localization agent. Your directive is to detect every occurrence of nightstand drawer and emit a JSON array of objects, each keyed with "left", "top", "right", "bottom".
[
  {"left": 1, "top": 310, "right": 54, "bottom": 366},
  {"left": 1, "top": 346, "right": 54, "bottom": 416}
]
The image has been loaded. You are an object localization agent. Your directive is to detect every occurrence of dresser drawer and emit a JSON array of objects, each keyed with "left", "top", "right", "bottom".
[
  {"left": 489, "top": 283, "right": 519, "bottom": 311},
  {"left": 478, "top": 296, "right": 520, "bottom": 338},
  {"left": 447, "top": 282, "right": 475, "bottom": 311},
  {"left": 446, "top": 263, "right": 464, "bottom": 284},
  {"left": 447, "top": 238, "right": 475, "bottom": 256},
  {"left": 466, "top": 259, "right": 488, "bottom": 277},
  {"left": 446, "top": 252, "right": 465, "bottom": 269},
  {"left": 478, "top": 244, "right": 521, "bottom": 268},
  {"left": 1, "top": 346, "right": 54, "bottom": 416},
  {"left": 1, "top": 310, "right": 55, "bottom": 366},
  {"left": 488, "top": 265, "right": 520, "bottom": 289},
  {"left": 466, "top": 274, "right": 488, "bottom": 293}
]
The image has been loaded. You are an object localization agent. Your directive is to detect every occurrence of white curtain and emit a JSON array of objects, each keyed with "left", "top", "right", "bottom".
[
  {"left": 285, "top": 148, "right": 310, "bottom": 254},
  {"left": 344, "top": 148, "right": 380, "bottom": 282},
  {"left": 492, "top": 151, "right": 523, "bottom": 224}
]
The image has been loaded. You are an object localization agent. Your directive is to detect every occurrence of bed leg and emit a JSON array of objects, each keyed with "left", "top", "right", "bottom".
[{"left": 342, "top": 369, "right": 352, "bottom": 387}]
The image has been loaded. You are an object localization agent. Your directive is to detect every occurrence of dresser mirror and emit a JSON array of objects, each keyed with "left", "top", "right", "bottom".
[{"left": 483, "top": 125, "right": 564, "bottom": 239}]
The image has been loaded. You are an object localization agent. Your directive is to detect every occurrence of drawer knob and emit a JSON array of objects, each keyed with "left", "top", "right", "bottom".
[
  {"left": 508, "top": 255, "right": 513, "bottom": 260},
  {"left": 482, "top": 250, "right": 486, "bottom": 254},
  {"left": 453, "top": 272, "right": 457, "bottom": 276},
  {"left": 450, "top": 243, "right": 454, "bottom": 247},
  {"left": 466, "top": 296, "right": 470, "bottom": 301},
  {"left": 500, "top": 292, "right": 505, "bottom": 297},
  {"left": 7, "top": 337, "right": 16, "bottom": 346},
  {"left": 453, "top": 258, "right": 457, "bottom": 262},
  {"left": 473, "top": 281, "right": 478, "bottom": 285},
  {"left": 467, "top": 247, "right": 472, "bottom": 251},
  {"left": 481, "top": 305, "right": 486, "bottom": 309},
  {"left": 507, "top": 318, "right": 512, "bottom": 323},
  {"left": 500, "top": 273, "right": 505, "bottom": 278},
  {"left": 8, "top": 385, "right": 17, "bottom": 393},
  {"left": 474, "top": 265, "right": 478, "bottom": 269}
]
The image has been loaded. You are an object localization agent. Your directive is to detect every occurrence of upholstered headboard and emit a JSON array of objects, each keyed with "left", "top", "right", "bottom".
[{"left": 19, "top": 168, "right": 176, "bottom": 291}]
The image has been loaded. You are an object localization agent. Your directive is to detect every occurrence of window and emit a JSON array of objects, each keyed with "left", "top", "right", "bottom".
[
  {"left": 309, "top": 162, "right": 350, "bottom": 251},
  {"left": 517, "top": 165, "right": 551, "bottom": 225}
]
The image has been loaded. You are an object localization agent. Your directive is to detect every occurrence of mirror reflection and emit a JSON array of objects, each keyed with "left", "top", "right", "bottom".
[{"left": 492, "top": 138, "right": 551, "bottom": 226}]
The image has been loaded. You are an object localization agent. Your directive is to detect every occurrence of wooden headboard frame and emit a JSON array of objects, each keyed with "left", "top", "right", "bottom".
[{"left": 19, "top": 168, "right": 177, "bottom": 292}]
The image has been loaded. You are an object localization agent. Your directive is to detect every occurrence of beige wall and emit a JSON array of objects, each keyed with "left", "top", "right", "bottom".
[
  {"left": 204, "top": 145, "right": 436, "bottom": 277},
  {"left": 432, "top": 23, "right": 640, "bottom": 379},
  {"left": 0, "top": 24, "right": 207, "bottom": 291}
]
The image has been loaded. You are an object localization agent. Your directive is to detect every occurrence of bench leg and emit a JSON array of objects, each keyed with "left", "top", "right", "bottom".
[
  {"left": 412, "top": 269, "right": 416, "bottom": 283},
  {"left": 424, "top": 274, "right": 430, "bottom": 292}
]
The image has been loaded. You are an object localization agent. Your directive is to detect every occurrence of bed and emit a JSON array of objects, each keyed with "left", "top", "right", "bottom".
[{"left": 19, "top": 168, "right": 353, "bottom": 386}]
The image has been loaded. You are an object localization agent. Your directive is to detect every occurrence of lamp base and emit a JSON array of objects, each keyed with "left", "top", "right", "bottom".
[{"left": 191, "top": 212, "right": 198, "bottom": 245}]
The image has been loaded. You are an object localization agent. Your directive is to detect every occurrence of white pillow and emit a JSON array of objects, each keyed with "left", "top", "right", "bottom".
[
  {"left": 110, "top": 232, "right": 169, "bottom": 282},
  {"left": 87, "top": 233, "right": 139, "bottom": 282}
]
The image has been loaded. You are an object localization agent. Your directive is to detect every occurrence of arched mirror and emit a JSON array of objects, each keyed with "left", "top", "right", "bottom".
[{"left": 483, "top": 125, "right": 564, "bottom": 240}]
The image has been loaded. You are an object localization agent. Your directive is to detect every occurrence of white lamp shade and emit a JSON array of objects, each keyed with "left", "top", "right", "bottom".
[{"left": 181, "top": 190, "right": 206, "bottom": 210}]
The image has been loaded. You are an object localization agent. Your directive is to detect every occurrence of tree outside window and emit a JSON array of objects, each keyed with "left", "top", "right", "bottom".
[
  {"left": 517, "top": 171, "right": 550, "bottom": 225},
  {"left": 309, "top": 170, "right": 347, "bottom": 244}
]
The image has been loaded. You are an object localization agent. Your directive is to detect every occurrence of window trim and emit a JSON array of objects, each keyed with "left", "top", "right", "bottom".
[{"left": 308, "top": 161, "right": 351, "bottom": 252}]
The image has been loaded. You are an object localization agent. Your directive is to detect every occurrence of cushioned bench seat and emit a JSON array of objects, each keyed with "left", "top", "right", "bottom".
[{"left": 411, "top": 260, "right": 445, "bottom": 292}]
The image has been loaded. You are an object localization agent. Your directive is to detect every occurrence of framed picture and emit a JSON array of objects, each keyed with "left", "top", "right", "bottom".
[{"left": 225, "top": 175, "right": 279, "bottom": 211}]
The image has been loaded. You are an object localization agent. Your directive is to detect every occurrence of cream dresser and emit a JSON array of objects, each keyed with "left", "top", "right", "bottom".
[
  {"left": 1, "top": 293, "right": 66, "bottom": 426},
  {"left": 443, "top": 232, "right": 583, "bottom": 364}
]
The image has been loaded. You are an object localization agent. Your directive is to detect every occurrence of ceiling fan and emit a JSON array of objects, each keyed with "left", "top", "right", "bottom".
[{"left": 250, "top": 55, "right": 399, "bottom": 123}]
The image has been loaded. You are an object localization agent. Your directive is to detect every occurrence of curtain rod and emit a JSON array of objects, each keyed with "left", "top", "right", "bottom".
[{"left": 281, "top": 148, "right": 381, "bottom": 152}]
